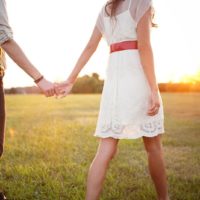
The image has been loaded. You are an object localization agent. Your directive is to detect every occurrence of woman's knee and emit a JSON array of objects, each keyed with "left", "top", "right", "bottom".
[
  {"left": 143, "top": 136, "right": 163, "bottom": 155},
  {"left": 97, "top": 138, "right": 119, "bottom": 162}
]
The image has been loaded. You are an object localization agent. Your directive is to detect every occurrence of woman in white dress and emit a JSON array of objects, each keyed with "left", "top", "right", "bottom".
[{"left": 57, "top": 0, "right": 169, "bottom": 199}]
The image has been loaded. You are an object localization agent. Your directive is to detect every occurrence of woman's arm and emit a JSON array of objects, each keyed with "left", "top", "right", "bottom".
[
  {"left": 67, "top": 27, "right": 102, "bottom": 84},
  {"left": 137, "top": 8, "right": 160, "bottom": 116},
  {"left": 137, "top": 8, "right": 158, "bottom": 92},
  {"left": 56, "top": 27, "right": 102, "bottom": 97}
]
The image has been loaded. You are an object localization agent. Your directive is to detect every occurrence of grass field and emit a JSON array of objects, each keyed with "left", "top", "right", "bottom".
[{"left": 0, "top": 93, "right": 200, "bottom": 200}]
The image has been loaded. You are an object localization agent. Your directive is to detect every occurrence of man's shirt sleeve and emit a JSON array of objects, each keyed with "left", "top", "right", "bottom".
[{"left": 0, "top": 0, "right": 13, "bottom": 45}]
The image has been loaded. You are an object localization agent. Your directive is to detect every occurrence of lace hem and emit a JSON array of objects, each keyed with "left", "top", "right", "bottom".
[
  {"left": 95, "top": 119, "right": 164, "bottom": 139},
  {"left": 94, "top": 131, "right": 164, "bottom": 140}
]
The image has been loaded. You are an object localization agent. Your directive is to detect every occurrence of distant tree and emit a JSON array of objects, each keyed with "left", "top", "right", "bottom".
[
  {"left": 9, "top": 87, "right": 18, "bottom": 94},
  {"left": 92, "top": 73, "right": 99, "bottom": 80},
  {"left": 72, "top": 73, "right": 103, "bottom": 93}
]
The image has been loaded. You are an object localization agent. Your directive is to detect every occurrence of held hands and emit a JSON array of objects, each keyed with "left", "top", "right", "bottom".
[
  {"left": 54, "top": 80, "right": 74, "bottom": 98},
  {"left": 147, "top": 90, "right": 160, "bottom": 116},
  {"left": 36, "top": 76, "right": 74, "bottom": 98}
]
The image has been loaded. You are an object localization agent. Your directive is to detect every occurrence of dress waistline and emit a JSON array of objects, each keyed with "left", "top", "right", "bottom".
[{"left": 110, "top": 41, "right": 138, "bottom": 53}]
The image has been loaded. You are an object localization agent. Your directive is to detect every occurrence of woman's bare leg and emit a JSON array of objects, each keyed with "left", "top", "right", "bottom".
[
  {"left": 143, "top": 135, "right": 169, "bottom": 200},
  {"left": 86, "top": 137, "right": 119, "bottom": 200}
]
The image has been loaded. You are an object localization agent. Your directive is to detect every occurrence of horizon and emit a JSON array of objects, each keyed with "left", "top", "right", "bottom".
[
  {"left": 4, "top": 72, "right": 200, "bottom": 90},
  {"left": 3, "top": 0, "right": 200, "bottom": 88}
]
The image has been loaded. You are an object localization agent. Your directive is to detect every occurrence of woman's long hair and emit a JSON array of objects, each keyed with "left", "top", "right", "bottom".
[
  {"left": 105, "top": 0, "right": 124, "bottom": 17},
  {"left": 105, "top": 0, "right": 157, "bottom": 27}
]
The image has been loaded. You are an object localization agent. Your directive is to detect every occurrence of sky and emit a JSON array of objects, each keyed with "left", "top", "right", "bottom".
[{"left": 3, "top": 0, "right": 200, "bottom": 88}]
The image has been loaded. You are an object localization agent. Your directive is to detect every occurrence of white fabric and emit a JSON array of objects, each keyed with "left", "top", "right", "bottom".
[
  {"left": 129, "top": 0, "right": 152, "bottom": 24},
  {"left": 94, "top": 0, "right": 164, "bottom": 139},
  {"left": 96, "top": 0, "right": 152, "bottom": 45}
]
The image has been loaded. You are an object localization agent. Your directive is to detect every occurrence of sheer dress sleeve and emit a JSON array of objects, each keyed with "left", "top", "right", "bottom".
[
  {"left": 95, "top": 6, "right": 105, "bottom": 35},
  {"left": 130, "top": 0, "right": 152, "bottom": 26}
]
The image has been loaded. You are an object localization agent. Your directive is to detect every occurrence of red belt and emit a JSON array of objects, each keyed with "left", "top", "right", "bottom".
[{"left": 110, "top": 41, "right": 138, "bottom": 53}]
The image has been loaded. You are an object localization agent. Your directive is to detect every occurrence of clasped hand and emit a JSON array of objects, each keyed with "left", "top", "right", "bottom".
[{"left": 37, "top": 78, "right": 73, "bottom": 98}]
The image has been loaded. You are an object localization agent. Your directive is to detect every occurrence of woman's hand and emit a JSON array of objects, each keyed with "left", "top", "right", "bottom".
[
  {"left": 55, "top": 80, "right": 74, "bottom": 98},
  {"left": 147, "top": 90, "right": 160, "bottom": 116}
]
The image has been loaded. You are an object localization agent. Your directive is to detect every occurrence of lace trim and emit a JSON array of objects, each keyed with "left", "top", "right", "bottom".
[
  {"left": 99, "top": 119, "right": 163, "bottom": 135},
  {"left": 101, "top": 122, "right": 125, "bottom": 134},
  {"left": 140, "top": 120, "right": 163, "bottom": 134}
]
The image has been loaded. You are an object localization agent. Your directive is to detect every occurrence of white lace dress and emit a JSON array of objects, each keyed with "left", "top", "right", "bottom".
[{"left": 94, "top": 0, "right": 164, "bottom": 139}]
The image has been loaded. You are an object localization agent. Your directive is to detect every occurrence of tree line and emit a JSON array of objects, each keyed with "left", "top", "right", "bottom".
[{"left": 5, "top": 72, "right": 200, "bottom": 94}]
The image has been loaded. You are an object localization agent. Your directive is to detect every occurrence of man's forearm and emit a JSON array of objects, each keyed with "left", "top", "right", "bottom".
[{"left": 1, "top": 39, "right": 42, "bottom": 80}]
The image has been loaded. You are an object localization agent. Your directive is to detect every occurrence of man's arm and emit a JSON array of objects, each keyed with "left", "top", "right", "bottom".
[
  {"left": 2, "top": 40, "right": 42, "bottom": 80},
  {"left": 0, "top": 0, "right": 55, "bottom": 97}
]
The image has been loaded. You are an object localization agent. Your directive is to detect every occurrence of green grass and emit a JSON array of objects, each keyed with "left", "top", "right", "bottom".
[{"left": 0, "top": 93, "right": 200, "bottom": 200}]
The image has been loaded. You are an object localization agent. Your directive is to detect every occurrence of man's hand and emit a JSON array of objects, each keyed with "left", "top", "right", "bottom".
[{"left": 36, "top": 78, "right": 55, "bottom": 97}]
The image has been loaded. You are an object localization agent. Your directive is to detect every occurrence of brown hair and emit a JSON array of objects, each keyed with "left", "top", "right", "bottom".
[
  {"left": 105, "top": 0, "right": 124, "bottom": 17},
  {"left": 105, "top": 0, "right": 157, "bottom": 27}
]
